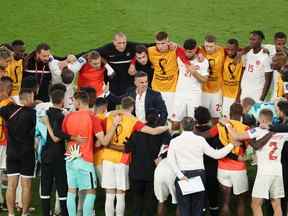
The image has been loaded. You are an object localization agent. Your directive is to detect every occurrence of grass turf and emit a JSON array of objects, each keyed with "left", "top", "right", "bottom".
[{"left": 1, "top": 0, "right": 287, "bottom": 215}]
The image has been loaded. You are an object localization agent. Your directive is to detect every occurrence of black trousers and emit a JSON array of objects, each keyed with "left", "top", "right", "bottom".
[
  {"left": 130, "top": 179, "right": 157, "bottom": 216},
  {"left": 205, "top": 167, "right": 219, "bottom": 216},
  {"left": 175, "top": 169, "right": 207, "bottom": 216},
  {"left": 40, "top": 159, "right": 68, "bottom": 216}
]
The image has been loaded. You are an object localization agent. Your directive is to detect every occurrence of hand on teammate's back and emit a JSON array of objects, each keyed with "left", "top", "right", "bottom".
[
  {"left": 113, "top": 114, "right": 122, "bottom": 127},
  {"left": 72, "top": 135, "right": 88, "bottom": 144}
]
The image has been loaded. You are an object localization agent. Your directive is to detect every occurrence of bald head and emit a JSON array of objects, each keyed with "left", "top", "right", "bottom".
[{"left": 113, "top": 32, "right": 127, "bottom": 52}]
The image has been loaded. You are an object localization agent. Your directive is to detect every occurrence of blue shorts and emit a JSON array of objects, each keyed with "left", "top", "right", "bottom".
[{"left": 66, "top": 158, "right": 97, "bottom": 190}]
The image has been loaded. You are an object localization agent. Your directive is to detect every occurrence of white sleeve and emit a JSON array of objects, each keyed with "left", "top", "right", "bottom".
[
  {"left": 48, "top": 58, "right": 62, "bottom": 77},
  {"left": 263, "top": 55, "right": 272, "bottom": 73},
  {"left": 247, "top": 128, "right": 268, "bottom": 140},
  {"left": 199, "top": 59, "right": 209, "bottom": 76},
  {"left": 167, "top": 142, "right": 184, "bottom": 179},
  {"left": 105, "top": 63, "right": 115, "bottom": 76},
  {"left": 68, "top": 56, "right": 87, "bottom": 74},
  {"left": 203, "top": 139, "right": 233, "bottom": 159}
]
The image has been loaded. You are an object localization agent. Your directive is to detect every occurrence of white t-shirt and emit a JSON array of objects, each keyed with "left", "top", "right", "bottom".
[
  {"left": 241, "top": 49, "right": 272, "bottom": 101},
  {"left": 248, "top": 127, "right": 288, "bottom": 176},
  {"left": 135, "top": 90, "right": 146, "bottom": 122},
  {"left": 176, "top": 57, "right": 209, "bottom": 94}
]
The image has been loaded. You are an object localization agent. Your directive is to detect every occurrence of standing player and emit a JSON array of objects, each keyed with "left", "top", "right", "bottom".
[
  {"left": 101, "top": 96, "right": 169, "bottom": 216},
  {"left": 240, "top": 31, "right": 273, "bottom": 102},
  {"left": 6, "top": 40, "right": 26, "bottom": 104},
  {"left": 0, "top": 77, "right": 13, "bottom": 211},
  {"left": 171, "top": 38, "right": 208, "bottom": 126},
  {"left": 0, "top": 88, "right": 36, "bottom": 216},
  {"left": 62, "top": 91, "right": 121, "bottom": 216},
  {"left": 0, "top": 46, "right": 12, "bottom": 78},
  {"left": 200, "top": 35, "right": 225, "bottom": 122},
  {"left": 222, "top": 39, "right": 244, "bottom": 117},
  {"left": 147, "top": 31, "right": 191, "bottom": 118}
]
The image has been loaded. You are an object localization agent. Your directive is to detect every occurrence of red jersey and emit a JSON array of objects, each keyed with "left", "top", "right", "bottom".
[{"left": 78, "top": 63, "right": 105, "bottom": 97}]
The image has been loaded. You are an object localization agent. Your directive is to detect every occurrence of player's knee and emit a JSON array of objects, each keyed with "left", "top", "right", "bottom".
[{"left": 251, "top": 199, "right": 261, "bottom": 209}]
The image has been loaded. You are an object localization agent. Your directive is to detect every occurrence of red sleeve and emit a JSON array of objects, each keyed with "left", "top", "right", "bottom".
[
  {"left": 209, "top": 126, "right": 219, "bottom": 137},
  {"left": 132, "top": 120, "right": 145, "bottom": 132},
  {"left": 131, "top": 56, "right": 136, "bottom": 65},
  {"left": 93, "top": 116, "right": 104, "bottom": 134},
  {"left": 176, "top": 47, "right": 191, "bottom": 65}
]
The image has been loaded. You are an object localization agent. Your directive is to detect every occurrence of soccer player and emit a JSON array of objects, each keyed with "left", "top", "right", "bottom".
[
  {"left": 23, "top": 43, "right": 52, "bottom": 102},
  {"left": 200, "top": 35, "right": 225, "bottom": 122},
  {"left": 222, "top": 39, "right": 244, "bottom": 117},
  {"left": 133, "top": 45, "right": 154, "bottom": 87},
  {"left": 101, "top": 96, "right": 169, "bottom": 216},
  {"left": 0, "top": 76, "right": 13, "bottom": 211},
  {"left": 0, "top": 88, "right": 36, "bottom": 216},
  {"left": 6, "top": 40, "right": 26, "bottom": 104},
  {"left": 0, "top": 46, "right": 13, "bottom": 78},
  {"left": 171, "top": 38, "right": 209, "bottom": 125},
  {"left": 147, "top": 31, "right": 191, "bottom": 118},
  {"left": 62, "top": 91, "right": 121, "bottom": 216},
  {"left": 240, "top": 31, "right": 273, "bottom": 102}
]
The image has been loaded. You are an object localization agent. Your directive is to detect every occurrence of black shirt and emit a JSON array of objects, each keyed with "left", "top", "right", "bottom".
[
  {"left": 23, "top": 52, "right": 51, "bottom": 102},
  {"left": 125, "top": 130, "right": 171, "bottom": 181},
  {"left": 41, "top": 107, "right": 70, "bottom": 163},
  {"left": 0, "top": 103, "right": 36, "bottom": 158}
]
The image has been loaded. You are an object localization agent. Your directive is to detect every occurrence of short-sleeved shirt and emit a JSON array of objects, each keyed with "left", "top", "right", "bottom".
[
  {"left": 101, "top": 113, "right": 144, "bottom": 163},
  {"left": 62, "top": 109, "right": 103, "bottom": 163},
  {"left": 0, "top": 103, "right": 36, "bottom": 158},
  {"left": 0, "top": 98, "right": 13, "bottom": 145},
  {"left": 5, "top": 58, "right": 23, "bottom": 96},
  {"left": 248, "top": 127, "right": 288, "bottom": 176}
]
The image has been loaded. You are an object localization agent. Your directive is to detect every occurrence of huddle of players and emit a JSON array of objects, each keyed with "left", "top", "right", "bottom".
[{"left": 0, "top": 29, "right": 287, "bottom": 216}]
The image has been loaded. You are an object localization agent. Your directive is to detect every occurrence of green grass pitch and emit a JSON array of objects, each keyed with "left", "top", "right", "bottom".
[{"left": 1, "top": 0, "right": 288, "bottom": 215}]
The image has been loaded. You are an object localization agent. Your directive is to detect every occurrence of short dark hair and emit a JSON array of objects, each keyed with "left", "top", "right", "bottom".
[
  {"left": 121, "top": 96, "right": 134, "bottom": 110},
  {"left": 134, "top": 71, "right": 148, "bottom": 79},
  {"left": 251, "top": 30, "right": 265, "bottom": 40},
  {"left": 146, "top": 109, "right": 161, "bottom": 127},
  {"left": 19, "top": 88, "right": 34, "bottom": 100},
  {"left": 183, "top": 39, "right": 197, "bottom": 50},
  {"left": 0, "top": 76, "right": 13, "bottom": 95},
  {"left": 277, "top": 101, "right": 288, "bottom": 116},
  {"left": 230, "top": 103, "right": 243, "bottom": 117},
  {"left": 50, "top": 89, "right": 65, "bottom": 105},
  {"left": 194, "top": 106, "right": 211, "bottom": 125},
  {"left": 80, "top": 87, "right": 96, "bottom": 108},
  {"left": 0, "top": 76, "right": 13, "bottom": 83},
  {"left": 11, "top": 40, "right": 24, "bottom": 47},
  {"left": 0, "top": 46, "right": 12, "bottom": 59},
  {"left": 36, "top": 43, "right": 50, "bottom": 53},
  {"left": 274, "top": 32, "right": 287, "bottom": 40},
  {"left": 181, "top": 117, "right": 195, "bottom": 131},
  {"left": 74, "top": 91, "right": 89, "bottom": 105},
  {"left": 49, "top": 83, "right": 66, "bottom": 96},
  {"left": 227, "top": 38, "right": 239, "bottom": 47},
  {"left": 95, "top": 97, "right": 108, "bottom": 108},
  {"left": 242, "top": 97, "right": 256, "bottom": 108},
  {"left": 61, "top": 67, "right": 74, "bottom": 84},
  {"left": 205, "top": 34, "right": 216, "bottom": 43},
  {"left": 259, "top": 109, "right": 273, "bottom": 121},
  {"left": 155, "top": 31, "right": 168, "bottom": 41},
  {"left": 87, "top": 51, "right": 101, "bottom": 60},
  {"left": 21, "top": 76, "right": 39, "bottom": 93},
  {"left": 135, "top": 45, "right": 147, "bottom": 54}
]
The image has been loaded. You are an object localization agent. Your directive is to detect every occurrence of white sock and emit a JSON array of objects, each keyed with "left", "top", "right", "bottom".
[
  {"left": 105, "top": 193, "right": 115, "bottom": 216},
  {"left": 116, "top": 193, "right": 125, "bottom": 216}
]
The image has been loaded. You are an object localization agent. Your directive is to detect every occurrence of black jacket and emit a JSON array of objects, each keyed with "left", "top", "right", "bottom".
[{"left": 107, "top": 87, "right": 168, "bottom": 125}]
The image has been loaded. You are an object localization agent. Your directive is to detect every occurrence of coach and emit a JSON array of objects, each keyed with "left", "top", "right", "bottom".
[
  {"left": 107, "top": 71, "right": 168, "bottom": 125},
  {"left": 167, "top": 117, "right": 238, "bottom": 216}
]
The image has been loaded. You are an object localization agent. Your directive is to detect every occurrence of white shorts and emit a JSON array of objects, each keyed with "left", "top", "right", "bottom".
[
  {"left": 161, "top": 92, "right": 175, "bottom": 119},
  {"left": 217, "top": 169, "right": 248, "bottom": 195},
  {"left": 202, "top": 92, "right": 222, "bottom": 118},
  {"left": 101, "top": 160, "right": 129, "bottom": 191},
  {"left": 0, "top": 145, "right": 7, "bottom": 170},
  {"left": 252, "top": 174, "right": 284, "bottom": 199},
  {"left": 154, "top": 158, "right": 177, "bottom": 204},
  {"left": 222, "top": 97, "right": 236, "bottom": 117},
  {"left": 171, "top": 93, "right": 202, "bottom": 121}
]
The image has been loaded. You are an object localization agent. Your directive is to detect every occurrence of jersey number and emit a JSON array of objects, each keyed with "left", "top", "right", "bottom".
[
  {"left": 248, "top": 64, "right": 254, "bottom": 73},
  {"left": 269, "top": 141, "right": 278, "bottom": 160}
]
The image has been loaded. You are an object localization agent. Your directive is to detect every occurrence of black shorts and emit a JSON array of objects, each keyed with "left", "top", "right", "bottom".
[{"left": 6, "top": 153, "right": 35, "bottom": 178}]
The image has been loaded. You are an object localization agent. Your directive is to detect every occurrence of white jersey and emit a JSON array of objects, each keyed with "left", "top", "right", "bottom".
[
  {"left": 241, "top": 49, "right": 272, "bottom": 101},
  {"left": 176, "top": 57, "right": 209, "bottom": 94},
  {"left": 64, "top": 84, "right": 75, "bottom": 112},
  {"left": 248, "top": 127, "right": 288, "bottom": 176}
]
